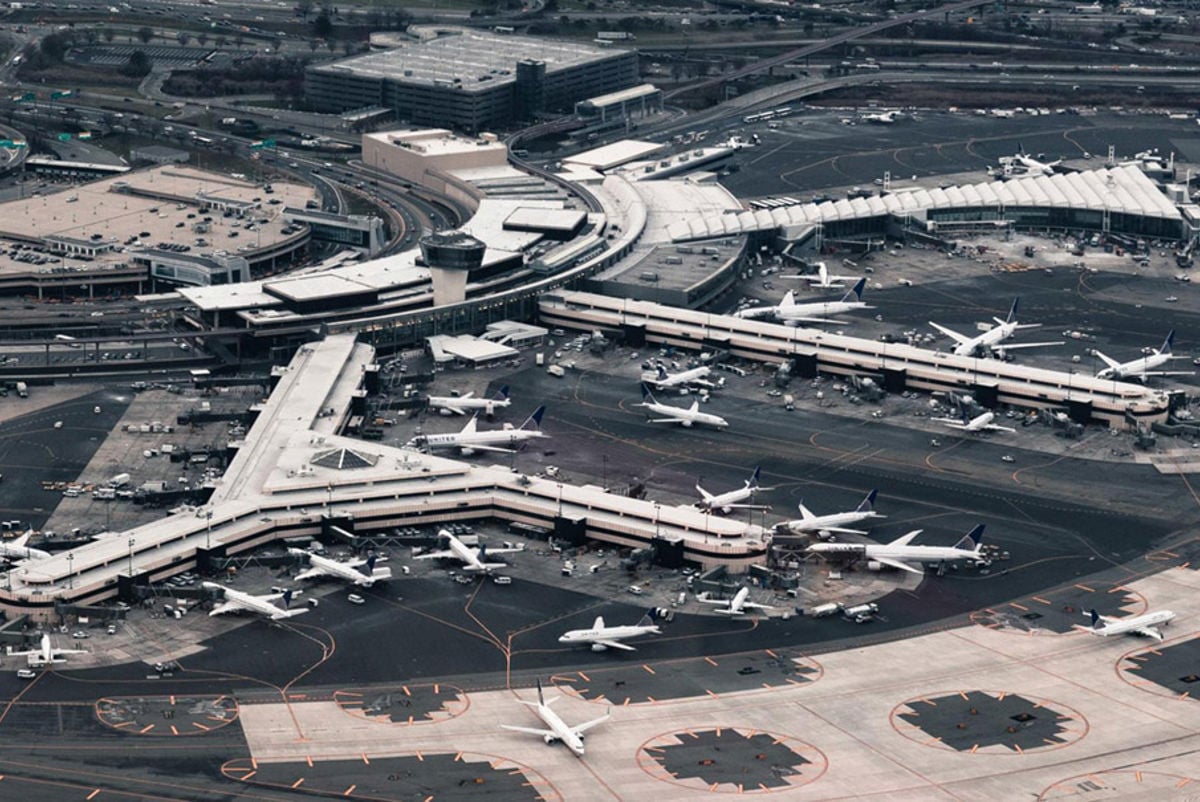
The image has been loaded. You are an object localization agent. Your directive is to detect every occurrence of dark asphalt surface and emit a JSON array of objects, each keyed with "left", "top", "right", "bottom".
[{"left": 1, "top": 110, "right": 1199, "bottom": 800}]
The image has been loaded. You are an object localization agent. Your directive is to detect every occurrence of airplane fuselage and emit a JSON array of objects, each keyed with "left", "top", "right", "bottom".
[
  {"left": 428, "top": 396, "right": 511, "bottom": 415},
  {"left": 558, "top": 624, "right": 660, "bottom": 649},
  {"left": 417, "top": 429, "right": 544, "bottom": 452},
  {"left": 810, "top": 542, "right": 984, "bottom": 565},
  {"left": 1092, "top": 610, "right": 1175, "bottom": 636},
  {"left": 782, "top": 510, "right": 878, "bottom": 534},
  {"left": 642, "top": 401, "right": 728, "bottom": 428}
]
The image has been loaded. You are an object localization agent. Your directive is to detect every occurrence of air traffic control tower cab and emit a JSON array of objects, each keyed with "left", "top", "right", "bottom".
[{"left": 420, "top": 231, "right": 486, "bottom": 306}]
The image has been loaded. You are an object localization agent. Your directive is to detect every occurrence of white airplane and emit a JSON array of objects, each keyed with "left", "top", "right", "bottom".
[
  {"left": 1094, "top": 330, "right": 1193, "bottom": 382},
  {"left": 807, "top": 524, "right": 988, "bottom": 575},
  {"left": 406, "top": 406, "right": 547, "bottom": 455},
  {"left": 1076, "top": 608, "right": 1176, "bottom": 641},
  {"left": 413, "top": 529, "right": 524, "bottom": 574},
  {"left": 427, "top": 385, "right": 511, "bottom": 417},
  {"left": 784, "top": 261, "right": 860, "bottom": 289},
  {"left": 697, "top": 586, "right": 774, "bottom": 616},
  {"left": 995, "top": 145, "right": 1062, "bottom": 177},
  {"left": 636, "top": 383, "right": 728, "bottom": 429},
  {"left": 641, "top": 364, "right": 719, "bottom": 391},
  {"left": 719, "top": 135, "right": 756, "bottom": 150},
  {"left": 203, "top": 581, "right": 308, "bottom": 621},
  {"left": 862, "top": 110, "right": 900, "bottom": 125},
  {"left": 773, "top": 489, "right": 883, "bottom": 539},
  {"left": 736, "top": 279, "right": 871, "bottom": 325},
  {"left": 933, "top": 410, "right": 1016, "bottom": 434},
  {"left": 6, "top": 633, "right": 87, "bottom": 666},
  {"left": 0, "top": 530, "right": 50, "bottom": 561},
  {"left": 695, "top": 466, "right": 772, "bottom": 513},
  {"left": 930, "top": 298, "right": 1063, "bottom": 358},
  {"left": 558, "top": 608, "right": 661, "bottom": 652},
  {"left": 500, "top": 679, "right": 610, "bottom": 757},
  {"left": 290, "top": 548, "right": 392, "bottom": 587}
]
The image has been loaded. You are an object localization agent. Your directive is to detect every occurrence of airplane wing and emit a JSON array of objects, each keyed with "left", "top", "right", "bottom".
[
  {"left": 783, "top": 315, "right": 843, "bottom": 325},
  {"left": 1092, "top": 351, "right": 1121, "bottom": 370},
  {"left": 1133, "top": 625, "right": 1165, "bottom": 641},
  {"left": 816, "top": 526, "right": 868, "bottom": 536},
  {"left": 696, "top": 596, "right": 734, "bottom": 606},
  {"left": 931, "top": 417, "right": 967, "bottom": 428},
  {"left": 741, "top": 601, "right": 774, "bottom": 611},
  {"left": 872, "top": 556, "right": 924, "bottom": 574},
  {"left": 413, "top": 549, "right": 455, "bottom": 561},
  {"left": 929, "top": 322, "right": 972, "bottom": 346},
  {"left": 481, "top": 545, "right": 525, "bottom": 555},
  {"left": 649, "top": 416, "right": 685, "bottom": 424},
  {"left": 984, "top": 424, "right": 1017, "bottom": 433},
  {"left": 210, "top": 601, "right": 245, "bottom": 616},
  {"left": 988, "top": 341, "right": 1065, "bottom": 351},
  {"left": 462, "top": 562, "right": 508, "bottom": 572},
  {"left": 442, "top": 405, "right": 467, "bottom": 415},
  {"left": 269, "top": 608, "right": 309, "bottom": 620},
  {"left": 573, "top": 713, "right": 611, "bottom": 735},
  {"left": 1141, "top": 370, "right": 1196, "bottom": 378},
  {"left": 501, "top": 725, "right": 556, "bottom": 738},
  {"left": 294, "top": 567, "right": 327, "bottom": 582},
  {"left": 462, "top": 443, "right": 517, "bottom": 453},
  {"left": 718, "top": 503, "right": 772, "bottom": 511},
  {"left": 592, "top": 639, "right": 637, "bottom": 652},
  {"left": 696, "top": 485, "right": 714, "bottom": 502}
]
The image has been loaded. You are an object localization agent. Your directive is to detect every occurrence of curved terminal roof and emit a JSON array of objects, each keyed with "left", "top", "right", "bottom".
[{"left": 667, "top": 166, "right": 1182, "bottom": 242}]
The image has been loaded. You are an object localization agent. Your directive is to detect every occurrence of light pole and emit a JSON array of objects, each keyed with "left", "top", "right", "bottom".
[
  {"left": 66, "top": 552, "right": 74, "bottom": 589},
  {"left": 602, "top": 455, "right": 608, "bottom": 492},
  {"left": 127, "top": 537, "right": 136, "bottom": 577},
  {"left": 205, "top": 508, "right": 213, "bottom": 550}
]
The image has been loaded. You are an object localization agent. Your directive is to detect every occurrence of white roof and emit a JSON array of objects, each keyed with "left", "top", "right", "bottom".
[
  {"left": 669, "top": 166, "right": 1183, "bottom": 241},
  {"left": 565, "top": 140, "right": 665, "bottom": 171}
]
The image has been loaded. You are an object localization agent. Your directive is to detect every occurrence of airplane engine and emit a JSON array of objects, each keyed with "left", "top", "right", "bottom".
[
  {"left": 543, "top": 734, "right": 558, "bottom": 745},
  {"left": 591, "top": 643, "right": 608, "bottom": 652},
  {"left": 461, "top": 448, "right": 476, "bottom": 456},
  {"left": 866, "top": 560, "right": 884, "bottom": 572},
  {"left": 682, "top": 420, "right": 693, "bottom": 428}
]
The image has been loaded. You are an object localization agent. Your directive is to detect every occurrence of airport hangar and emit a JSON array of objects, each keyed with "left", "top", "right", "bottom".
[
  {"left": 304, "top": 28, "right": 640, "bottom": 133},
  {"left": 0, "top": 334, "right": 768, "bottom": 623}
]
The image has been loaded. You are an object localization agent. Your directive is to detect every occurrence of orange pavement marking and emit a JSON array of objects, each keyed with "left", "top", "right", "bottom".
[
  {"left": 642, "top": 665, "right": 656, "bottom": 675},
  {"left": 291, "top": 778, "right": 305, "bottom": 789},
  {"left": 704, "top": 657, "right": 718, "bottom": 667},
  {"left": 1074, "top": 583, "right": 1095, "bottom": 592},
  {"left": 86, "top": 791, "right": 100, "bottom": 801},
  {"left": 344, "top": 785, "right": 356, "bottom": 796}
]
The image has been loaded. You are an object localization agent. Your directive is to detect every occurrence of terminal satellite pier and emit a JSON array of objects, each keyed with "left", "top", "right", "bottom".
[{"left": 420, "top": 231, "right": 486, "bottom": 307}]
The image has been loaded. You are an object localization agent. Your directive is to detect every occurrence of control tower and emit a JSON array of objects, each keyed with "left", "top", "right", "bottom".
[{"left": 419, "top": 231, "right": 486, "bottom": 307}]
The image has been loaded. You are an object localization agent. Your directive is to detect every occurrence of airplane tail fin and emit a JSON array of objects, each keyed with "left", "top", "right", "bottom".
[
  {"left": 522, "top": 406, "right": 546, "bottom": 431},
  {"left": 656, "top": 365, "right": 668, "bottom": 380},
  {"left": 637, "top": 608, "right": 659, "bottom": 627},
  {"left": 282, "top": 589, "right": 294, "bottom": 609},
  {"left": 1161, "top": 329, "right": 1176, "bottom": 355},
  {"left": 1006, "top": 297, "right": 1019, "bottom": 324},
  {"left": 496, "top": 385, "right": 510, "bottom": 401},
  {"left": 1087, "top": 608, "right": 1102, "bottom": 629},
  {"left": 748, "top": 466, "right": 761, "bottom": 488},
  {"left": 857, "top": 489, "right": 878, "bottom": 513},
  {"left": 842, "top": 277, "right": 867, "bottom": 302},
  {"left": 10, "top": 531, "right": 29, "bottom": 549},
  {"left": 954, "top": 524, "right": 985, "bottom": 551},
  {"left": 779, "top": 290, "right": 796, "bottom": 308},
  {"left": 536, "top": 678, "right": 546, "bottom": 706},
  {"left": 365, "top": 554, "right": 377, "bottom": 573},
  {"left": 797, "top": 499, "right": 814, "bottom": 520},
  {"left": 640, "top": 382, "right": 656, "bottom": 405}
]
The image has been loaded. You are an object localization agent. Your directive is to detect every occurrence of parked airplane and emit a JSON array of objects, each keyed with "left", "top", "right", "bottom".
[
  {"left": 695, "top": 466, "right": 772, "bottom": 513},
  {"left": 783, "top": 261, "right": 859, "bottom": 289},
  {"left": 807, "top": 524, "right": 988, "bottom": 574},
  {"left": 0, "top": 530, "right": 50, "bottom": 561},
  {"left": 862, "top": 110, "right": 900, "bottom": 125},
  {"left": 773, "top": 489, "right": 884, "bottom": 539},
  {"left": 1093, "top": 330, "right": 1193, "bottom": 382},
  {"left": 636, "top": 384, "right": 728, "bottom": 429},
  {"left": 697, "top": 586, "right": 774, "bottom": 615},
  {"left": 500, "top": 679, "right": 610, "bottom": 757},
  {"left": 558, "top": 609, "right": 661, "bottom": 652},
  {"left": 203, "top": 581, "right": 308, "bottom": 620},
  {"left": 735, "top": 279, "right": 870, "bottom": 325},
  {"left": 427, "top": 386, "right": 511, "bottom": 417},
  {"left": 290, "top": 548, "right": 392, "bottom": 587},
  {"left": 642, "top": 364, "right": 718, "bottom": 391},
  {"left": 929, "top": 298, "right": 1063, "bottom": 358},
  {"left": 933, "top": 410, "right": 1016, "bottom": 433},
  {"left": 6, "top": 633, "right": 87, "bottom": 666},
  {"left": 1076, "top": 608, "right": 1176, "bottom": 641},
  {"left": 994, "top": 145, "right": 1062, "bottom": 177},
  {"left": 413, "top": 529, "right": 524, "bottom": 574},
  {"left": 406, "top": 406, "right": 547, "bottom": 454}
]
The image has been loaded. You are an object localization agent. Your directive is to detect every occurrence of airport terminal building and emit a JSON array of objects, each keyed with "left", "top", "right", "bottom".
[{"left": 305, "top": 30, "right": 639, "bottom": 132}]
